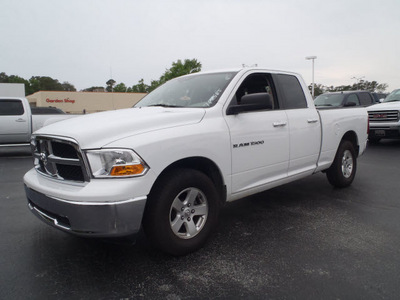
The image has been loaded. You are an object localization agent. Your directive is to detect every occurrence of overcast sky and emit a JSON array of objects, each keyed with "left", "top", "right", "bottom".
[{"left": 1, "top": 0, "right": 399, "bottom": 92}]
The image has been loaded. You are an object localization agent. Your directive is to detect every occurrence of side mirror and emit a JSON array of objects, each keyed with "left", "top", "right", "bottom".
[
  {"left": 379, "top": 98, "right": 384, "bottom": 103},
  {"left": 344, "top": 101, "right": 357, "bottom": 107},
  {"left": 227, "top": 93, "right": 273, "bottom": 115}
]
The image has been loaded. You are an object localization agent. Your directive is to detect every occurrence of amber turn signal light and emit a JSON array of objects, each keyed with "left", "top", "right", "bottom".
[{"left": 110, "top": 164, "right": 145, "bottom": 176}]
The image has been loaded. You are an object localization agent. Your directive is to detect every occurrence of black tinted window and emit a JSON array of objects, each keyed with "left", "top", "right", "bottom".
[
  {"left": 346, "top": 94, "right": 360, "bottom": 106},
  {"left": 0, "top": 100, "right": 24, "bottom": 115},
  {"left": 359, "top": 93, "right": 373, "bottom": 106},
  {"left": 31, "top": 107, "right": 65, "bottom": 114},
  {"left": 277, "top": 74, "right": 307, "bottom": 109}
]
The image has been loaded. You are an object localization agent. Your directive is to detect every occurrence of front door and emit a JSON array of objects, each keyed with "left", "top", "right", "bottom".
[{"left": 224, "top": 73, "right": 289, "bottom": 195}]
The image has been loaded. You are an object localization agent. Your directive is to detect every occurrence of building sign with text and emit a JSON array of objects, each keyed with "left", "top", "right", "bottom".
[{"left": 46, "top": 98, "right": 75, "bottom": 104}]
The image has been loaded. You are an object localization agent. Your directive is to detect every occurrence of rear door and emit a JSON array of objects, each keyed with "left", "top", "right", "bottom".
[
  {"left": 358, "top": 92, "right": 375, "bottom": 107},
  {"left": 0, "top": 99, "right": 30, "bottom": 144},
  {"left": 273, "top": 74, "right": 321, "bottom": 177}
]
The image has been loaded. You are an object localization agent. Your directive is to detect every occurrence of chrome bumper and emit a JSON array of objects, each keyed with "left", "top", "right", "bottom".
[{"left": 25, "top": 185, "right": 147, "bottom": 238}]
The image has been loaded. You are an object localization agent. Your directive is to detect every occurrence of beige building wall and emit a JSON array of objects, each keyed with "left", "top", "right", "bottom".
[{"left": 26, "top": 91, "right": 147, "bottom": 114}]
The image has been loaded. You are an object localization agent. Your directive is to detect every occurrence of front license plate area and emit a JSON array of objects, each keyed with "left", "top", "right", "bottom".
[{"left": 374, "top": 130, "right": 386, "bottom": 137}]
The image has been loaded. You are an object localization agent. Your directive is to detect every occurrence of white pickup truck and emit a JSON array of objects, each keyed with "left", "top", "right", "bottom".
[
  {"left": 0, "top": 97, "right": 77, "bottom": 146},
  {"left": 23, "top": 68, "right": 368, "bottom": 255}
]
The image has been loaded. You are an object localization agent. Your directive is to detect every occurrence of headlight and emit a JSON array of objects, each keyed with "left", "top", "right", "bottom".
[{"left": 85, "top": 149, "right": 148, "bottom": 178}]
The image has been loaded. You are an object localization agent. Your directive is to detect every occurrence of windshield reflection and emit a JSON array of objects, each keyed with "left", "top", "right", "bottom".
[
  {"left": 135, "top": 72, "right": 237, "bottom": 108},
  {"left": 383, "top": 89, "right": 400, "bottom": 103}
]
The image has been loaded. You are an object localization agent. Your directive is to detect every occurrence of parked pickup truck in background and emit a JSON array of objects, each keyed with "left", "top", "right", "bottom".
[
  {"left": 23, "top": 68, "right": 368, "bottom": 255},
  {"left": 0, "top": 97, "right": 77, "bottom": 146},
  {"left": 367, "top": 89, "right": 400, "bottom": 143},
  {"left": 314, "top": 91, "right": 375, "bottom": 108}
]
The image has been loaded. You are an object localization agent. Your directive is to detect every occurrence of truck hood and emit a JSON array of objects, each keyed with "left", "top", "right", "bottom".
[
  {"left": 367, "top": 101, "right": 400, "bottom": 111},
  {"left": 34, "top": 107, "right": 206, "bottom": 149}
]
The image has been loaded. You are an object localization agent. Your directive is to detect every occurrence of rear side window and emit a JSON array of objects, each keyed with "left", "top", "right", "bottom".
[
  {"left": 0, "top": 100, "right": 24, "bottom": 115},
  {"left": 347, "top": 94, "right": 360, "bottom": 106},
  {"left": 276, "top": 74, "right": 307, "bottom": 109},
  {"left": 358, "top": 93, "right": 374, "bottom": 106}
]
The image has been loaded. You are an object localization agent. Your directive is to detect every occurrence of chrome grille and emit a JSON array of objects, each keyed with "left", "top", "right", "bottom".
[
  {"left": 31, "top": 136, "right": 90, "bottom": 182},
  {"left": 368, "top": 110, "right": 399, "bottom": 122}
]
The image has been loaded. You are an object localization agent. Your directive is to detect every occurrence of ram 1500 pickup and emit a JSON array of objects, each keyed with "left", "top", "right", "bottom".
[
  {"left": 24, "top": 68, "right": 368, "bottom": 255},
  {"left": 0, "top": 97, "right": 77, "bottom": 146}
]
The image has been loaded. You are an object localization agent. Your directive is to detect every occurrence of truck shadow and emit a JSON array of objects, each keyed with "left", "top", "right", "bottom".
[
  {"left": 0, "top": 145, "right": 31, "bottom": 157},
  {"left": 368, "top": 139, "right": 400, "bottom": 148},
  {"left": 24, "top": 165, "right": 393, "bottom": 300},
  {"left": 25, "top": 174, "right": 339, "bottom": 284}
]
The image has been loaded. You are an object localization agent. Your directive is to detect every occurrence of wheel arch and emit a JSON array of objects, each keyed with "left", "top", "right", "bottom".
[
  {"left": 150, "top": 156, "right": 227, "bottom": 205},
  {"left": 341, "top": 130, "right": 359, "bottom": 156}
]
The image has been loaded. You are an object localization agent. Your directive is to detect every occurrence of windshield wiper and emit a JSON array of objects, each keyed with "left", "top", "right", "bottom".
[
  {"left": 147, "top": 104, "right": 184, "bottom": 108},
  {"left": 384, "top": 100, "right": 400, "bottom": 103}
]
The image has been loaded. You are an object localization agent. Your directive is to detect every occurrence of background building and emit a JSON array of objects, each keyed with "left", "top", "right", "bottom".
[{"left": 27, "top": 91, "right": 146, "bottom": 114}]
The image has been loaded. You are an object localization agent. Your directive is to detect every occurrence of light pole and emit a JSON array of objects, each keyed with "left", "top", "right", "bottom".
[{"left": 305, "top": 56, "right": 317, "bottom": 98}]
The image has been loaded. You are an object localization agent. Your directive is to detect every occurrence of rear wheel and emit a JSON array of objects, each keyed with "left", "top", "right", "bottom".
[
  {"left": 143, "top": 168, "right": 220, "bottom": 256},
  {"left": 326, "top": 140, "right": 357, "bottom": 188}
]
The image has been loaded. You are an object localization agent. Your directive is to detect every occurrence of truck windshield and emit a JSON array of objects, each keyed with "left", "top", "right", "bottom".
[
  {"left": 135, "top": 72, "right": 237, "bottom": 108},
  {"left": 383, "top": 89, "right": 400, "bottom": 102},
  {"left": 314, "top": 94, "right": 345, "bottom": 107}
]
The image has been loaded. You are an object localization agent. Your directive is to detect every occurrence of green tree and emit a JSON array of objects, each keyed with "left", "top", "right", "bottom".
[
  {"left": 113, "top": 82, "right": 128, "bottom": 92},
  {"left": 352, "top": 80, "right": 388, "bottom": 92},
  {"left": 61, "top": 81, "right": 76, "bottom": 91},
  {"left": 0, "top": 72, "right": 8, "bottom": 83},
  {"left": 106, "top": 79, "right": 116, "bottom": 92},
  {"left": 313, "top": 79, "right": 388, "bottom": 95},
  {"left": 28, "top": 76, "right": 64, "bottom": 93},
  {"left": 2, "top": 73, "right": 31, "bottom": 95},
  {"left": 82, "top": 86, "right": 105, "bottom": 92},
  {"left": 308, "top": 83, "right": 326, "bottom": 97},
  {"left": 131, "top": 58, "right": 202, "bottom": 93},
  {"left": 131, "top": 79, "right": 149, "bottom": 93},
  {"left": 327, "top": 79, "right": 388, "bottom": 93},
  {"left": 327, "top": 85, "right": 352, "bottom": 92},
  {"left": 1, "top": 72, "right": 77, "bottom": 95},
  {"left": 156, "top": 58, "right": 202, "bottom": 89}
]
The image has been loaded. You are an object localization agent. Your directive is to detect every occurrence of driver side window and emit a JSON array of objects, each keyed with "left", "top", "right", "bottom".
[{"left": 234, "top": 74, "right": 278, "bottom": 109}]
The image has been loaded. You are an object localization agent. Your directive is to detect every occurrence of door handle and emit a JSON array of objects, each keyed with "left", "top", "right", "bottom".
[
  {"left": 273, "top": 121, "right": 287, "bottom": 127},
  {"left": 307, "top": 119, "right": 319, "bottom": 123},
  {"left": 16, "top": 118, "right": 27, "bottom": 122}
]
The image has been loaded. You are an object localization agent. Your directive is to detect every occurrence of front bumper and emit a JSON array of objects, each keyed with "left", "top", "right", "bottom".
[
  {"left": 25, "top": 185, "right": 147, "bottom": 238},
  {"left": 369, "top": 124, "right": 400, "bottom": 139}
]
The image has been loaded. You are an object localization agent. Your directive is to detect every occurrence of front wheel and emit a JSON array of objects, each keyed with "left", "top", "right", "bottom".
[
  {"left": 326, "top": 140, "right": 357, "bottom": 188},
  {"left": 143, "top": 168, "right": 220, "bottom": 256}
]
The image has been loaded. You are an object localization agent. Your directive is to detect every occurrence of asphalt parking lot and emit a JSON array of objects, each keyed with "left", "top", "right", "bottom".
[{"left": 1, "top": 141, "right": 400, "bottom": 299}]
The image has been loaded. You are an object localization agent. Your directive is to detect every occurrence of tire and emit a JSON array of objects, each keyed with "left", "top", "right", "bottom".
[
  {"left": 143, "top": 168, "right": 220, "bottom": 256},
  {"left": 326, "top": 140, "right": 357, "bottom": 188}
]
